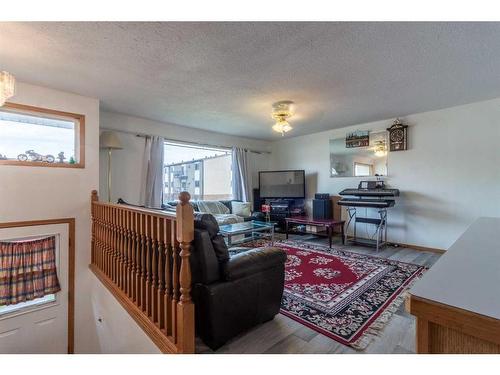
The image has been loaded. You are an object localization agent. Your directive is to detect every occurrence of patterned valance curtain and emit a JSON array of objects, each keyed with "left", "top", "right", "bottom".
[{"left": 0, "top": 236, "right": 61, "bottom": 306}]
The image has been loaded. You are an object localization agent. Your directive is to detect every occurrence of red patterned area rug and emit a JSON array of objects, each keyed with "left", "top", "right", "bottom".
[{"left": 246, "top": 240, "right": 425, "bottom": 349}]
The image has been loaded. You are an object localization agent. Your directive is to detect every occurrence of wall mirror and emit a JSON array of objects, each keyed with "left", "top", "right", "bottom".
[{"left": 329, "top": 130, "right": 388, "bottom": 177}]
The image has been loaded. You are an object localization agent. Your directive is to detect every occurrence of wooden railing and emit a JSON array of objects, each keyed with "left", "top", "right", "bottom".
[{"left": 89, "top": 190, "right": 195, "bottom": 353}]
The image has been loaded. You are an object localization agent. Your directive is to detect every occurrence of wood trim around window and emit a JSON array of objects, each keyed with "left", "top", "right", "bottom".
[
  {"left": 0, "top": 102, "right": 85, "bottom": 169},
  {"left": 0, "top": 218, "right": 76, "bottom": 354}
]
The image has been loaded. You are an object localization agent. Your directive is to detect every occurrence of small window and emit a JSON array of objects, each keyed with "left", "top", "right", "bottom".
[
  {"left": 354, "top": 162, "right": 372, "bottom": 177},
  {"left": 0, "top": 103, "right": 85, "bottom": 168}
]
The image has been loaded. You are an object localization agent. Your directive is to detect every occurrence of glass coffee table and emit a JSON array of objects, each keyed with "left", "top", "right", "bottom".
[{"left": 218, "top": 221, "right": 275, "bottom": 246}]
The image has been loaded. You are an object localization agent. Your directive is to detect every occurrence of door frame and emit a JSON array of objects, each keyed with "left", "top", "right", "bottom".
[{"left": 0, "top": 218, "right": 75, "bottom": 353}]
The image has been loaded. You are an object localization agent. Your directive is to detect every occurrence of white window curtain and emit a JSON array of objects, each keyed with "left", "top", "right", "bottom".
[
  {"left": 140, "top": 136, "right": 165, "bottom": 208},
  {"left": 231, "top": 147, "right": 251, "bottom": 202}
]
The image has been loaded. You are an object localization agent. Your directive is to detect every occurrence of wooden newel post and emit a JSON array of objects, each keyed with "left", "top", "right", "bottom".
[
  {"left": 91, "top": 190, "right": 98, "bottom": 203},
  {"left": 175, "top": 191, "right": 195, "bottom": 353}
]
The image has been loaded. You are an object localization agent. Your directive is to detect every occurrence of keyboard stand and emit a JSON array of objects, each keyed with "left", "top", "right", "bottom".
[{"left": 345, "top": 207, "right": 388, "bottom": 251}]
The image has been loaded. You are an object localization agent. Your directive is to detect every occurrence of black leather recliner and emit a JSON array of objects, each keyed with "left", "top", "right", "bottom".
[{"left": 191, "top": 213, "right": 286, "bottom": 350}]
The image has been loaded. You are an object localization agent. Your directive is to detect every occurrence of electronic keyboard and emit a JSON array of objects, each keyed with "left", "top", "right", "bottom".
[
  {"left": 337, "top": 198, "right": 395, "bottom": 208},
  {"left": 339, "top": 188, "right": 400, "bottom": 197},
  {"left": 336, "top": 181, "right": 399, "bottom": 251}
]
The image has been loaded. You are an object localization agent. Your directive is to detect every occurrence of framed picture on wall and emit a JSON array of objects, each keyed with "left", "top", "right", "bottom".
[{"left": 345, "top": 130, "right": 369, "bottom": 148}]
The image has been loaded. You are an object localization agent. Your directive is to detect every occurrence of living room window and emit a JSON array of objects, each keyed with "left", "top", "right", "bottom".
[
  {"left": 0, "top": 103, "right": 85, "bottom": 168},
  {"left": 354, "top": 162, "right": 372, "bottom": 177},
  {"left": 163, "top": 141, "right": 232, "bottom": 202}
]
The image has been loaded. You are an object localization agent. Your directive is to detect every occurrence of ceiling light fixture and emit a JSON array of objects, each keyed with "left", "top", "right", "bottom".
[
  {"left": 271, "top": 100, "right": 294, "bottom": 136},
  {"left": 373, "top": 140, "right": 387, "bottom": 157},
  {"left": 0, "top": 71, "right": 16, "bottom": 106}
]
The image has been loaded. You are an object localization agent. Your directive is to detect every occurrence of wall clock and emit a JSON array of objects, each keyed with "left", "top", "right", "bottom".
[{"left": 387, "top": 118, "right": 408, "bottom": 151}]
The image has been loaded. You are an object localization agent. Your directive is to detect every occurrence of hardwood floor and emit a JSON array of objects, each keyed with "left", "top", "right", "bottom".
[{"left": 196, "top": 235, "right": 441, "bottom": 354}]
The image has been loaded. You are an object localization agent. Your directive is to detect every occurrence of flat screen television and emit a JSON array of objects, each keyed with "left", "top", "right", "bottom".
[{"left": 259, "top": 170, "right": 305, "bottom": 199}]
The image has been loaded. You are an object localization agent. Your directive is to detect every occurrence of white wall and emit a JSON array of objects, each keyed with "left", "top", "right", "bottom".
[
  {"left": 89, "top": 279, "right": 161, "bottom": 353},
  {"left": 0, "top": 82, "right": 158, "bottom": 353},
  {"left": 99, "top": 111, "right": 272, "bottom": 204},
  {"left": 270, "top": 98, "right": 500, "bottom": 250}
]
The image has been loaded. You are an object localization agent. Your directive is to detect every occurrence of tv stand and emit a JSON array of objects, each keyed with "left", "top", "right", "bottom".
[{"left": 265, "top": 199, "right": 305, "bottom": 230}]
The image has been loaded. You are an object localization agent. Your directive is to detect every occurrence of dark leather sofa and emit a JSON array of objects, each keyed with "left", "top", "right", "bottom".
[{"left": 191, "top": 213, "right": 286, "bottom": 350}]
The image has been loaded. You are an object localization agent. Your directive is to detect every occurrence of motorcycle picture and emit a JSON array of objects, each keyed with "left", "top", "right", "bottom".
[{"left": 18, "top": 150, "right": 55, "bottom": 163}]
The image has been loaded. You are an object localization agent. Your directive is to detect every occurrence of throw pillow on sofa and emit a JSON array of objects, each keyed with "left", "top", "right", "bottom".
[{"left": 232, "top": 201, "right": 252, "bottom": 217}]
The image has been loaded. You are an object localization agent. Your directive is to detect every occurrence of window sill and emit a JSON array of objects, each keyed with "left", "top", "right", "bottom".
[
  {"left": 0, "top": 295, "right": 59, "bottom": 320},
  {"left": 0, "top": 160, "right": 85, "bottom": 168}
]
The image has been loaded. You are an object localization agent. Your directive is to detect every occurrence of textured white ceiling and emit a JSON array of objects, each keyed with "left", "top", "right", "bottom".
[{"left": 1, "top": 22, "right": 500, "bottom": 140}]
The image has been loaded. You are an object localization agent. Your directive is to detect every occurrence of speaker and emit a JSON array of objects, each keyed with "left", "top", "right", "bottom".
[
  {"left": 313, "top": 199, "right": 332, "bottom": 220},
  {"left": 314, "top": 193, "right": 330, "bottom": 200},
  {"left": 252, "top": 188, "right": 262, "bottom": 212}
]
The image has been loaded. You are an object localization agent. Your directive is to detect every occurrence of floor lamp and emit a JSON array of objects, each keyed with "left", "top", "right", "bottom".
[{"left": 100, "top": 131, "right": 123, "bottom": 202}]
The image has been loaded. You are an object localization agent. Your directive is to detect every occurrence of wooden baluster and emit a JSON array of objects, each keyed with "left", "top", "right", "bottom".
[
  {"left": 104, "top": 206, "right": 109, "bottom": 277},
  {"left": 128, "top": 210, "right": 134, "bottom": 300},
  {"left": 91, "top": 191, "right": 97, "bottom": 265},
  {"left": 130, "top": 210, "right": 135, "bottom": 298},
  {"left": 103, "top": 206, "right": 107, "bottom": 273},
  {"left": 121, "top": 209, "right": 127, "bottom": 293},
  {"left": 130, "top": 211, "right": 137, "bottom": 302},
  {"left": 101, "top": 205, "right": 105, "bottom": 270},
  {"left": 116, "top": 207, "right": 121, "bottom": 288},
  {"left": 134, "top": 211, "right": 141, "bottom": 306},
  {"left": 105, "top": 206, "right": 113, "bottom": 280},
  {"left": 100, "top": 205, "right": 104, "bottom": 273},
  {"left": 171, "top": 220, "right": 179, "bottom": 341},
  {"left": 110, "top": 207, "right": 114, "bottom": 278},
  {"left": 92, "top": 200, "right": 97, "bottom": 266},
  {"left": 109, "top": 206, "right": 114, "bottom": 282},
  {"left": 104, "top": 206, "right": 108, "bottom": 275},
  {"left": 91, "top": 193, "right": 96, "bottom": 265},
  {"left": 101, "top": 205, "right": 105, "bottom": 271},
  {"left": 110, "top": 207, "right": 118, "bottom": 284},
  {"left": 140, "top": 213, "right": 147, "bottom": 312},
  {"left": 97, "top": 204, "right": 102, "bottom": 269},
  {"left": 157, "top": 217, "right": 165, "bottom": 330},
  {"left": 94, "top": 202, "right": 101, "bottom": 268},
  {"left": 151, "top": 215, "right": 158, "bottom": 323},
  {"left": 145, "top": 214, "right": 152, "bottom": 317},
  {"left": 175, "top": 192, "right": 195, "bottom": 353},
  {"left": 126, "top": 210, "right": 133, "bottom": 298},
  {"left": 115, "top": 207, "right": 121, "bottom": 285},
  {"left": 164, "top": 219, "right": 173, "bottom": 336},
  {"left": 113, "top": 207, "right": 123, "bottom": 289},
  {"left": 106, "top": 206, "right": 111, "bottom": 278},
  {"left": 116, "top": 207, "right": 121, "bottom": 286},
  {"left": 100, "top": 205, "right": 104, "bottom": 271},
  {"left": 91, "top": 202, "right": 96, "bottom": 265},
  {"left": 137, "top": 213, "right": 142, "bottom": 308},
  {"left": 134, "top": 212, "right": 141, "bottom": 306},
  {"left": 120, "top": 209, "right": 126, "bottom": 291},
  {"left": 96, "top": 204, "right": 101, "bottom": 270},
  {"left": 124, "top": 210, "right": 129, "bottom": 294}
]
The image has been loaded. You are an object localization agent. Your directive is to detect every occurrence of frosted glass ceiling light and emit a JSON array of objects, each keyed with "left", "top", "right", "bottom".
[
  {"left": 0, "top": 71, "right": 16, "bottom": 106},
  {"left": 373, "top": 140, "right": 387, "bottom": 157},
  {"left": 271, "top": 100, "right": 294, "bottom": 136}
]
